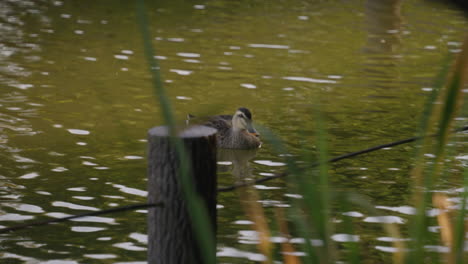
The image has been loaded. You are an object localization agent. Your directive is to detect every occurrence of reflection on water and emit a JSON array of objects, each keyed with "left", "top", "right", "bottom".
[
  {"left": 362, "top": 0, "right": 403, "bottom": 94},
  {"left": 0, "top": 0, "right": 466, "bottom": 263},
  {"left": 217, "top": 148, "right": 258, "bottom": 180},
  {"left": 364, "top": 0, "right": 403, "bottom": 54}
]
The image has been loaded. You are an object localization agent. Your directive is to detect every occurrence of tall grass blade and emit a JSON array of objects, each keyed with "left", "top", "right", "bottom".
[
  {"left": 454, "top": 168, "right": 468, "bottom": 264},
  {"left": 275, "top": 207, "right": 302, "bottom": 264},
  {"left": 238, "top": 187, "right": 273, "bottom": 263},
  {"left": 433, "top": 193, "right": 454, "bottom": 263},
  {"left": 337, "top": 193, "right": 361, "bottom": 264},
  {"left": 346, "top": 192, "right": 405, "bottom": 263},
  {"left": 313, "top": 105, "right": 333, "bottom": 261},
  {"left": 257, "top": 126, "right": 319, "bottom": 263},
  {"left": 136, "top": 1, "right": 216, "bottom": 263},
  {"left": 407, "top": 35, "right": 468, "bottom": 263}
]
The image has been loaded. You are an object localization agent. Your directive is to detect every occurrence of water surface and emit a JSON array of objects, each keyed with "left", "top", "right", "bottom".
[{"left": 0, "top": 0, "right": 467, "bottom": 263}]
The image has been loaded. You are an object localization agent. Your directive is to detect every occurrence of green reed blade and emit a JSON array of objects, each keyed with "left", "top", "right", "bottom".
[
  {"left": 436, "top": 73, "right": 462, "bottom": 151},
  {"left": 136, "top": 1, "right": 215, "bottom": 263},
  {"left": 337, "top": 192, "right": 360, "bottom": 264},
  {"left": 454, "top": 167, "right": 468, "bottom": 263},
  {"left": 256, "top": 125, "right": 320, "bottom": 262},
  {"left": 289, "top": 199, "right": 320, "bottom": 264},
  {"left": 405, "top": 54, "right": 454, "bottom": 264},
  {"left": 312, "top": 104, "right": 333, "bottom": 261}
]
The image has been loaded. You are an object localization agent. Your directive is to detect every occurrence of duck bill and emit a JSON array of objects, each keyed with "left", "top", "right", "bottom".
[{"left": 247, "top": 124, "right": 259, "bottom": 136}]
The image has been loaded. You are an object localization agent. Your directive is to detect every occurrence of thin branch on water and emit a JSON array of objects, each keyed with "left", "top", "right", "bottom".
[
  {"left": 217, "top": 125, "right": 468, "bottom": 192},
  {"left": 1, "top": 126, "right": 466, "bottom": 233}
]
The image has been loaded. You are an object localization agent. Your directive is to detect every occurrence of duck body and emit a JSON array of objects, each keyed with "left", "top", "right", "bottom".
[{"left": 203, "top": 107, "right": 261, "bottom": 149}]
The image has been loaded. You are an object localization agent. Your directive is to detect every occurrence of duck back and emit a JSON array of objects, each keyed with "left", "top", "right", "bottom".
[{"left": 203, "top": 118, "right": 259, "bottom": 149}]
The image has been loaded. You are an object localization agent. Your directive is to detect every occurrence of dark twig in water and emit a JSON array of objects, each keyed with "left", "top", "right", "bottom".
[
  {"left": 0, "top": 203, "right": 163, "bottom": 234},
  {"left": 217, "top": 126, "right": 468, "bottom": 192},
  {"left": 3, "top": 127, "right": 467, "bottom": 232}
]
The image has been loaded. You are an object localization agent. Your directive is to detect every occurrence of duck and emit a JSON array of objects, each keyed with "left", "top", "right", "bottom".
[{"left": 201, "top": 107, "right": 261, "bottom": 149}]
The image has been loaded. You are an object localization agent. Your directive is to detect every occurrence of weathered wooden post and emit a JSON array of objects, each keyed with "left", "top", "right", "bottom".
[{"left": 147, "top": 125, "right": 218, "bottom": 264}]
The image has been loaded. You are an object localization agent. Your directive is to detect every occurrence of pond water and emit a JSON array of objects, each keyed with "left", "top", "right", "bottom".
[{"left": 0, "top": 0, "right": 467, "bottom": 263}]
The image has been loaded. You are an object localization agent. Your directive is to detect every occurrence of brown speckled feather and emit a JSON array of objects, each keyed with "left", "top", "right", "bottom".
[{"left": 204, "top": 117, "right": 231, "bottom": 142}]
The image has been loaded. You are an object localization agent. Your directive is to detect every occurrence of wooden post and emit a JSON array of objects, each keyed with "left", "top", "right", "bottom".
[{"left": 147, "top": 125, "right": 218, "bottom": 264}]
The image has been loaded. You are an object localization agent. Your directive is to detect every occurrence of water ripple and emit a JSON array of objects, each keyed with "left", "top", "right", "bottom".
[
  {"left": 363, "top": 215, "right": 405, "bottom": 224},
  {"left": 46, "top": 212, "right": 116, "bottom": 224},
  {"left": 376, "top": 205, "right": 416, "bottom": 215},
  {"left": 3, "top": 203, "right": 44, "bottom": 213},
  {"left": 129, "top": 232, "right": 147, "bottom": 244},
  {"left": 176, "top": 52, "right": 200, "bottom": 58},
  {"left": 0, "top": 213, "right": 34, "bottom": 221},
  {"left": 283, "top": 76, "right": 337, "bottom": 84},
  {"left": 70, "top": 226, "right": 106, "bottom": 232},
  {"left": 332, "top": 233, "right": 360, "bottom": 242},
  {"left": 112, "top": 242, "right": 145, "bottom": 251},
  {"left": 110, "top": 184, "right": 147, "bottom": 197},
  {"left": 217, "top": 247, "right": 266, "bottom": 261},
  {"left": 67, "top": 129, "right": 90, "bottom": 135},
  {"left": 254, "top": 160, "right": 286, "bottom": 166},
  {"left": 247, "top": 43, "right": 290, "bottom": 49},
  {"left": 84, "top": 254, "right": 117, "bottom": 259},
  {"left": 170, "top": 69, "right": 193, "bottom": 76},
  {"left": 52, "top": 201, "right": 99, "bottom": 211},
  {"left": 19, "top": 172, "right": 39, "bottom": 179}
]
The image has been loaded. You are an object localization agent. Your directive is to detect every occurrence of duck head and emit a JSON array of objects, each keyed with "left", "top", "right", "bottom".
[{"left": 231, "top": 107, "right": 259, "bottom": 136}]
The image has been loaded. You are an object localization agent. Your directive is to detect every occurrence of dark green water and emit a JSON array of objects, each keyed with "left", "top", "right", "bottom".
[{"left": 0, "top": 0, "right": 467, "bottom": 263}]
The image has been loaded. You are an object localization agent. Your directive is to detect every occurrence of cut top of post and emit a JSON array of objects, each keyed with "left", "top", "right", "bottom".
[{"left": 148, "top": 125, "right": 217, "bottom": 138}]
